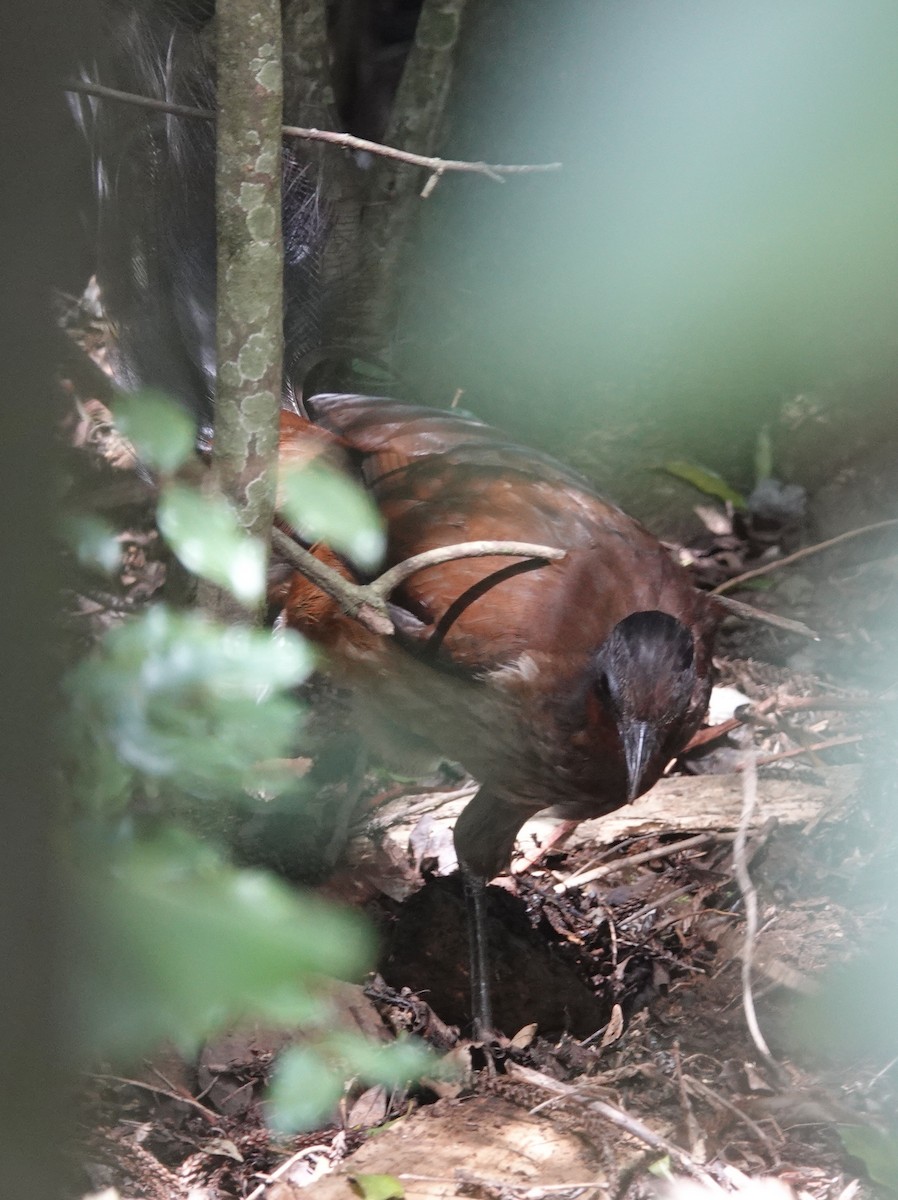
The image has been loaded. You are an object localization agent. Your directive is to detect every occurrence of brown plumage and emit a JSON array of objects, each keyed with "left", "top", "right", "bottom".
[
  {"left": 275, "top": 394, "right": 718, "bottom": 868},
  {"left": 273, "top": 394, "right": 720, "bottom": 1031}
]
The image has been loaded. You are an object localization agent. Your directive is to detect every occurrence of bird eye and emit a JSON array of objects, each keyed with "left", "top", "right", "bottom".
[{"left": 593, "top": 667, "right": 620, "bottom": 713}]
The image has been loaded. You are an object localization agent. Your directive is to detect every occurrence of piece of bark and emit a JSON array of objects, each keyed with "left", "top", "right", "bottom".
[
  {"left": 301, "top": 1094, "right": 608, "bottom": 1200},
  {"left": 341, "top": 767, "right": 859, "bottom": 902}
]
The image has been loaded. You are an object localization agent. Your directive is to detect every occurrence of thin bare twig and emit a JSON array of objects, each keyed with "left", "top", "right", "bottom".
[
  {"left": 672, "top": 1042, "right": 703, "bottom": 1157},
  {"left": 270, "top": 527, "right": 394, "bottom": 636},
  {"left": 65, "top": 79, "right": 562, "bottom": 183},
  {"left": 689, "top": 692, "right": 871, "bottom": 756},
  {"left": 90, "top": 1073, "right": 219, "bottom": 1125},
  {"left": 712, "top": 518, "right": 898, "bottom": 595},
  {"left": 753, "top": 733, "right": 864, "bottom": 767},
  {"left": 757, "top": 694, "right": 877, "bottom": 713},
  {"left": 683, "top": 1074, "right": 779, "bottom": 1147},
  {"left": 66, "top": 78, "right": 215, "bottom": 120},
  {"left": 683, "top": 717, "right": 743, "bottom": 749},
  {"left": 733, "top": 748, "right": 778, "bottom": 1068},
  {"left": 246, "top": 1143, "right": 338, "bottom": 1200},
  {"left": 282, "top": 122, "right": 561, "bottom": 184},
  {"left": 402, "top": 1178, "right": 606, "bottom": 1195},
  {"left": 712, "top": 593, "right": 818, "bottom": 640},
  {"left": 511, "top": 1063, "right": 720, "bottom": 1187},
  {"left": 370, "top": 540, "right": 564, "bottom": 600},
  {"left": 620, "top": 882, "right": 698, "bottom": 928},
  {"left": 270, "top": 527, "right": 566, "bottom": 637},
  {"left": 868, "top": 1053, "right": 898, "bottom": 1086},
  {"left": 555, "top": 832, "right": 728, "bottom": 893}
]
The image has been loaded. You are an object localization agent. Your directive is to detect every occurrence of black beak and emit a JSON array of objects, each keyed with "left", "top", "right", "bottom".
[{"left": 622, "top": 720, "right": 658, "bottom": 802}]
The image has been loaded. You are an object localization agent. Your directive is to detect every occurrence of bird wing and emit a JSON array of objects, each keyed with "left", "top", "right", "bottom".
[{"left": 298, "top": 394, "right": 710, "bottom": 676}]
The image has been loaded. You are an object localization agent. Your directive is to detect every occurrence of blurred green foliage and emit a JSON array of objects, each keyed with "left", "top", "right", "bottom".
[
  {"left": 158, "top": 483, "right": 267, "bottom": 604},
  {"left": 660, "top": 460, "right": 747, "bottom": 508},
  {"left": 839, "top": 1124, "right": 898, "bottom": 1193},
  {"left": 61, "top": 513, "right": 122, "bottom": 574},
  {"left": 787, "top": 750, "right": 898, "bottom": 1187},
  {"left": 280, "top": 460, "right": 385, "bottom": 572},
  {"left": 791, "top": 939, "right": 898, "bottom": 1064},
  {"left": 114, "top": 390, "right": 196, "bottom": 474},
  {"left": 753, "top": 426, "right": 774, "bottom": 487},
  {"left": 348, "top": 1174, "right": 406, "bottom": 1200},
  {"left": 60, "top": 394, "right": 424, "bottom": 1130},
  {"left": 268, "top": 1037, "right": 434, "bottom": 1134},
  {"left": 76, "top": 830, "right": 370, "bottom": 1059},
  {"left": 404, "top": 0, "right": 898, "bottom": 484},
  {"left": 64, "top": 605, "right": 313, "bottom": 809}
]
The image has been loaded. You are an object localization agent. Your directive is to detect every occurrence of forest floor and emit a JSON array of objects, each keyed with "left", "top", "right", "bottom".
[{"left": 59, "top": 328, "right": 898, "bottom": 1200}]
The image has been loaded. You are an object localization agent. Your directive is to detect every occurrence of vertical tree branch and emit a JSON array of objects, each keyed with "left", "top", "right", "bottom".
[
  {"left": 356, "top": 0, "right": 471, "bottom": 354},
  {"left": 282, "top": 0, "right": 340, "bottom": 125},
  {"left": 209, "top": 0, "right": 285, "bottom": 620}
]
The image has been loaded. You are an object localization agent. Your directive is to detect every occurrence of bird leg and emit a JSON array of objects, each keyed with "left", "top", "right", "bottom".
[
  {"left": 461, "top": 866, "right": 494, "bottom": 1040},
  {"left": 453, "top": 785, "right": 534, "bottom": 1038}
]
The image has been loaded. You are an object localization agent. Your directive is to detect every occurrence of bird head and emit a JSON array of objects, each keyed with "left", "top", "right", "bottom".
[{"left": 591, "top": 610, "right": 699, "bottom": 801}]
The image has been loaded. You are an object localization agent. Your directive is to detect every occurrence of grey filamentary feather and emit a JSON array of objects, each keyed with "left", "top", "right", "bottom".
[{"left": 70, "top": 0, "right": 330, "bottom": 432}]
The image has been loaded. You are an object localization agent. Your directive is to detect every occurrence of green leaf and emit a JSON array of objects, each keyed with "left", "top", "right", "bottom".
[
  {"left": 280, "top": 462, "right": 384, "bottom": 572},
  {"left": 647, "top": 1156, "right": 674, "bottom": 1180},
  {"left": 840, "top": 1124, "right": 898, "bottom": 1191},
  {"left": 158, "top": 482, "right": 266, "bottom": 603},
  {"left": 325, "top": 1032, "right": 436, "bottom": 1086},
  {"left": 660, "top": 460, "right": 747, "bottom": 509},
  {"left": 60, "top": 514, "right": 121, "bottom": 573},
  {"left": 266, "top": 1032, "right": 438, "bottom": 1135},
  {"left": 78, "top": 832, "right": 371, "bottom": 1060},
  {"left": 64, "top": 606, "right": 313, "bottom": 807},
  {"left": 114, "top": 390, "right": 196, "bottom": 473},
  {"left": 266, "top": 1045, "right": 346, "bottom": 1133},
  {"left": 350, "top": 1175, "right": 405, "bottom": 1200}
]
